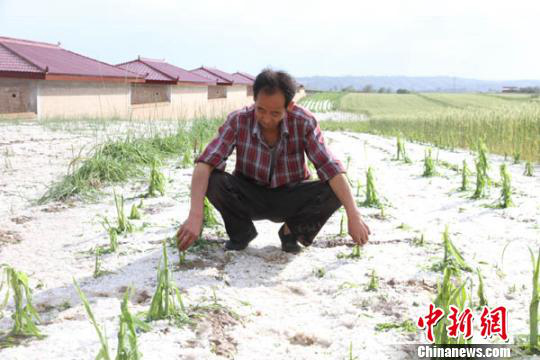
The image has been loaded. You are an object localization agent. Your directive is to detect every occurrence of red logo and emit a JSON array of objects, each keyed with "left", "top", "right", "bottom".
[
  {"left": 480, "top": 306, "right": 508, "bottom": 341},
  {"left": 447, "top": 306, "right": 474, "bottom": 340},
  {"left": 417, "top": 304, "right": 445, "bottom": 343},
  {"left": 417, "top": 305, "right": 509, "bottom": 343}
]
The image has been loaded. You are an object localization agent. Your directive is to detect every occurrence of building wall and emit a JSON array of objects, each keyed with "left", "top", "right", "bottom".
[
  {"left": 171, "top": 85, "right": 209, "bottom": 119},
  {"left": 37, "top": 80, "right": 130, "bottom": 119},
  {"left": 226, "top": 84, "right": 248, "bottom": 101},
  {"left": 206, "top": 84, "right": 253, "bottom": 118},
  {"left": 4, "top": 78, "right": 256, "bottom": 121},
  {"left": 126, "top": 83, "right": 253, "bottom": 120},
  {"left": 0, "top": 78, "right": 37, "bottom": 116},
  {"left": 129, "top": 84, "right": 209, "bottom": 120}
]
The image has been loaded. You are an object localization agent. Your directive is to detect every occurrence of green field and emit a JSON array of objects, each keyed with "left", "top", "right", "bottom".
[
  {"left": 302, "top": 92, "right": 540, "bottom": 162},
  {"left": 340, "top": 92, "right": 538, "bottom": 117},
  {"left": 297, "top": 92, "right": 346, "bottom": 112}
]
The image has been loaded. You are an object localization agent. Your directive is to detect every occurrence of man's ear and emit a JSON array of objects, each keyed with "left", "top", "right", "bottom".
[{"left": 287, "top": 100, "right": 295, "bottom": 112}]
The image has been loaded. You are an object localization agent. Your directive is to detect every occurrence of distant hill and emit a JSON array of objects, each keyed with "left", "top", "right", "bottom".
[{"left": 295, "top": 76, "right": 540, "bottom": 93}]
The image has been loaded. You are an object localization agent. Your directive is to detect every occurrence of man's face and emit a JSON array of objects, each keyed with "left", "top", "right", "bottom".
[{"left": 254, "top": 90, "right": 288, "bottom": 131}]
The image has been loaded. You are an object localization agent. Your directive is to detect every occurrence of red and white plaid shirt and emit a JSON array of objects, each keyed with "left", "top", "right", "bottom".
[{"left": 195, "top": 104, "right": 345, "bottom": 188}]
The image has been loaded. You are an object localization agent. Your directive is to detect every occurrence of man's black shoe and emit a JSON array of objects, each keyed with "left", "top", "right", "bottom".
[
  {"left": 225, "top": 240, "right": 250, "bottom": 251},
  {"left": 224, "top": 228, "right": 257, "bottom": 251},
  {"left": 279, "top": 224, "right": 301, "bottom": 254}
]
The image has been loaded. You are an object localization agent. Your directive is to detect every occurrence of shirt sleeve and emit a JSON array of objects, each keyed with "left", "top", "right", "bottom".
[
  {"left": 194, "top": 112, "right": 237, "bottom": 169},
  {"left": 304, "top": 116, "right": 345, "bottom": 182}
]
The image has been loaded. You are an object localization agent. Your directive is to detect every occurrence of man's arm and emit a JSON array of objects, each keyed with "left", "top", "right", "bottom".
[
  {"left": 328, "top": 173, "right": 370, "bottom": 245},
  {"left": 303, "top": 117, "right": 370, "bottom": 245},
  {"left": 177, "top": 162, "right": 214, "bottom": 251},
  {"left": 176, "top": 113, "right": 237, "bottom": 251}
]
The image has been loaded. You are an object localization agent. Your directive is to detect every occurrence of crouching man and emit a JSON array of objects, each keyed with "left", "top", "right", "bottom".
[{"left": 176, "top": 69, "right": 370, "bottom": 254}]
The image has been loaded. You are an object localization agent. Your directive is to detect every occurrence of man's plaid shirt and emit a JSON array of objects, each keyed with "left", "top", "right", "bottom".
[{"left": 195, "top": 104, "right": 345, "bottom": 188}]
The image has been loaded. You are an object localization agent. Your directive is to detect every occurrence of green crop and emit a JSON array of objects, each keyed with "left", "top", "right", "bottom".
[
  {"left": 339, "top": 212, "right": 347, "bottom": 237},
  {"left": 147, "top": 160, "right": 165, "bottom": 197},
  {"left": 367, "top": 270, "right": 379, "bottom": 291},
  {"left": 460, "top": 160, "right": 470, "bottom": 191},
  {"left": 396, "top": 134, "right": 411, "bottom": 163},
  {"left": 422, "top": 148, "right": 436, "bottom": 177},
  {"left": 180, "top": 148, "right": 192, "bottom": 169},
  {"left": 203, "top": 198, "right": 220, "bottom": 228},
  {"left": 412, "top": 233, "right": 426, "bottom": 247},
  {"left": 524, "top": 161, "right": 534, "bottom": 177},
  {"left": 108, "top": 229, "right": 118, "bottom": 252},
  {"left": 375, "top": 320, "right": 416, "bottom": 332},
  {"left": 321, "top": 93, "right": 540, "bottom": 163},
  {"left": 74, "top": 280, "right": 150, "bottom": 360},
  {"left": 530, "top": 247, "right": 540, "bottom": 352},
  {"left": 344, "top": 156, "right": 354, "bottom": 187},
  {"left": 348, "top": 341, "right": 359, "bottom": 360},
  {"left": 431, "top": 226, "right": 472, "bottom": 273},
  {"left": 432, "top": 268, "right": 471, "bottom": 344},
  {"left": 73, "top": 279, "right": 111, "bottom": 360},
  {"left": 472, "top": 161, "right": 488, "bottom": 199},
  {"left": 101, "top": 190, "right": 133, "bottom": 252},
  {"left": 116, "top": 289, "right": 151, "bottom": 360},
  {"left": 0, "top": 266, "right": 43, "bottom": 342},
  {"left": 499, "top": 164, "right": 513, "bottom": 208},
  {"left": 338, "top": 245, "right": 362, "bottom": 260},
  {"left": 514, "top": 149, "right": 521, "bottom": 164},
  {"left": 146, "top": 242, "right": 191, "bottom": 326},
  {"left": 297, "top": 92, "right": 345, "bottom": 112},
  {"left": 472, "top": 141, "right": 491, "bottom": 199},
  {"left": 94, "top": 248, "right": 104, "bottom": 278},
  {"left": 39, "top": 118, "right": 223, "bottom": 203},
  {"left": 128, "top": 204, "right": 141, "bottom": 220},
  {"left": 112, "top": 190, "right": 133, "bottom": 234},
  {"left": 361, "top": 167, "right": 381, "bottom": 208},
  {"left": 476, "top": 268, "right": 488, "bottom": 309}
]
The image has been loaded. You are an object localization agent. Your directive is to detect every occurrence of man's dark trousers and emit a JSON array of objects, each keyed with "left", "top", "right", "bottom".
[{"left": 206, "top": 169, "right": 342, "bottom": 248}]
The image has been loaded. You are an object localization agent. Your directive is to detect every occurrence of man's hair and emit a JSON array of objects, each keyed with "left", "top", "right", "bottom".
[{"left": 253, "top": 69, "right": 297, "bottom": 108}]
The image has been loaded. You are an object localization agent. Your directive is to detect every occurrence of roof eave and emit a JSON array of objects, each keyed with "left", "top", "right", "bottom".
[
  {"left": 175, "top": 80, "right": 214, "bottom": 86},
  {"left": 45, "top": 73, "right": 144, "bottom": 83},
  {"left": 0, "top": 71, "right": 45, "bottom": 79}
]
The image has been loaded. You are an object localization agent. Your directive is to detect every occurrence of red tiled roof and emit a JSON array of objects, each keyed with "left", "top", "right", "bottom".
[
  {"left": 0, "top": 43, "right": 42, "bottom": 74},
  {"left": 235, "top": 71, "right": 255, "bottom": 81},
  {"left": 190, "top": 66, "right": 234, "bottom": 85},
  {"left": 117, "top": 57, "right": 213, "bottom": 84},
  {"left": 231, "top": 72, "right": 254, "bottom": 85},
  {"left": 116, "top": 60, "right": 169, "bottom": 81},
  {"left": 0, "top": 36, "right": 138, "bottom": 79}
]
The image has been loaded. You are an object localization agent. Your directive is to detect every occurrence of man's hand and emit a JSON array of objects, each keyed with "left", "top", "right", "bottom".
[
  {"left": 177, "top": 162, "right": 214, "bottom": 252},
  {"left": 327, "top": 173, "right": 370, "bottom": 246},
  {"left": 347, "top": 209, "right": 370, "bottom": 246},
  {"left": 176, "top": 214, "right": 203, "bottom": 252}
]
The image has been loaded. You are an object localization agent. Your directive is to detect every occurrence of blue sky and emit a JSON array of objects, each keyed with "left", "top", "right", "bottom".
[{"left": 1, "top": 0, "right": 538, "bottom": 80}]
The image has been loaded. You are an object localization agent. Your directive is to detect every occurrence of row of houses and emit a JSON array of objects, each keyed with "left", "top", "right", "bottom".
[{"left": 0, "top": 36, "right": 306, "bottom": 120}]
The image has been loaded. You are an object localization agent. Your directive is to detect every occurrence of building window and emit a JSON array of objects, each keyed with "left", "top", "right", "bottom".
[
  {"left": 1, "top": 84, "right": 34, "bottom": 114},
  {"left": 131, "top": 84, "right": 170, "bottom": 105},
  {"left": 247, "top": 85, "right": 254, "bottom": 96},
  {"left": 208, "top": 85, "right": 227, "bottom": 99}
]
